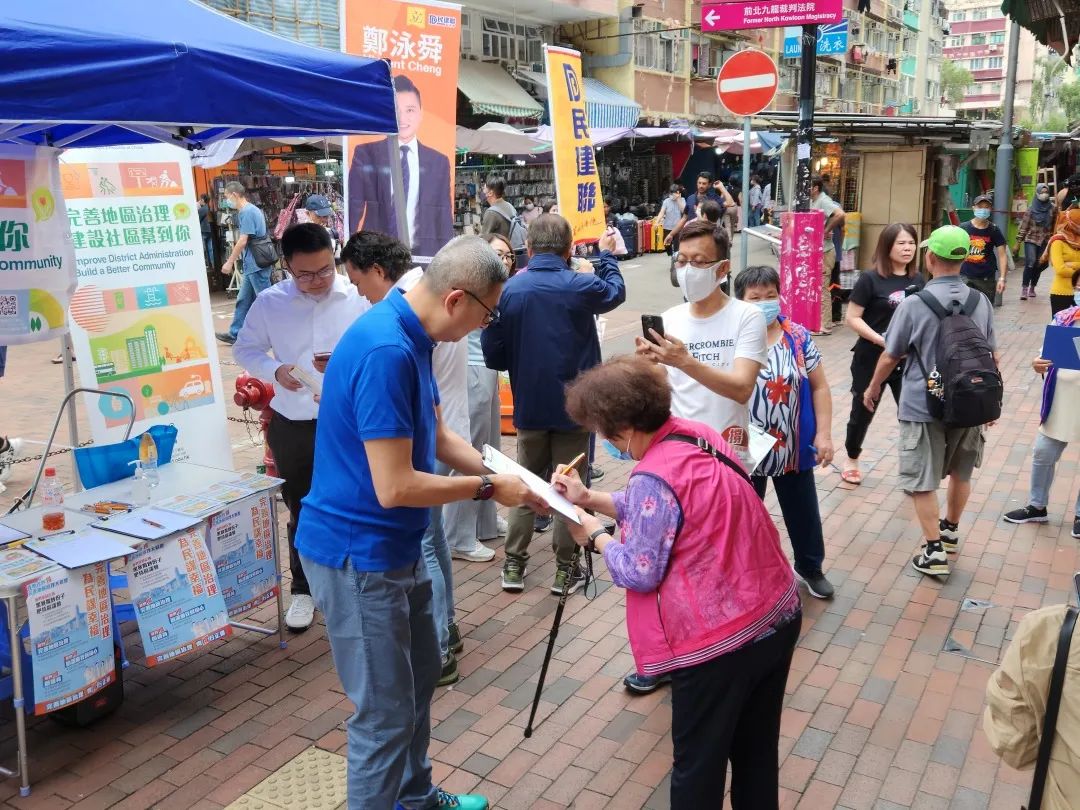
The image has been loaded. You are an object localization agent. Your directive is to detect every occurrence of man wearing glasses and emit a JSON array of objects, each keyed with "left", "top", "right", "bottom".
[
  {"left": 233, "top": 223, "right": 369, "bottom": 632},
  {"left": 482, "top": 214, "right": 625, "bottom": 595}
]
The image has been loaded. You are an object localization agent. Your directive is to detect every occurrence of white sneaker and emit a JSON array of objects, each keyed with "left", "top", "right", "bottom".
[
  {"left": 451, "top": 542, "right": 496, "bottom": 562},
  {"left": 478, "top": 515, "right": 508, "bottom": 542},
  {"left": 285, "top": 594, "right": 316, "bottom": 631}
]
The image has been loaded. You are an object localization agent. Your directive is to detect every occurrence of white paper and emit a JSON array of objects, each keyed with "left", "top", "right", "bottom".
[
  {"left": 0, "top": 523, "right": 29, "bottom": 545},
  {"left": 27, "top": 528, "right": 135, "bottom": 569},
  {"left": 481, "top": 445, "right": 582, "bottom": 525},
  {"left": 156, "top": 493, "right": 226, "bottom": 518},
  {"left": 747, "top": 423, "right": 780, "bottom": 474},
  {"left": 290, "top": 366, "right": 323, "bottom": 396},
  {"left": 797, "top": 142, "right": 811, "bottom": 160},
  {"left": 95, "top": 508, "right": 202, "bottom": 541}
]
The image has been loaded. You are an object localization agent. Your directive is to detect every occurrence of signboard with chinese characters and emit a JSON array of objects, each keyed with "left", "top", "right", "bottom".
[
  {"left": 702, "top": 0, "right": 842, "bottom": 32},
  {"left": 343, "top": 0, "right": 462, "bottom": 264},
  {"left": 783, "top": 20, "right": 848, "bottom": 58},
  {"left": 128, "top": 527, "right": 231, "bottom": 666},
  {"left": 207, "top": 492, "right": 278, "bottom": 617},
  {"left": 780, "top": 211, "right": 825, "bottom": 332},
  {"left": 25, "top": 563, "right": 115, "bottom": 715},
  {"left": 544, "top": 46, "right": 606, "bottom": 244},
  {"left": 0, "top": 145, "right": 76, "bottom": 346},
  {"left": 59, "top": 144, "right": 231, "bottom": 470}
]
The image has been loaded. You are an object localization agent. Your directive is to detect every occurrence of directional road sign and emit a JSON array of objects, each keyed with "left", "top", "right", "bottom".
[{"left": 702, "top": 0, "right": 843, "bottom": 33}]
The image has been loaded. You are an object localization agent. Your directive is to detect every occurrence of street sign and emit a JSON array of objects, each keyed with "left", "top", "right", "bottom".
[
  {"left": 716, "top": 49, "right": 779, "bottom": 118},
  {"left": 783, "top": 20, "right": 848, "bottom": 58},
  {"left": 702, "top": 0, "right": 843, "bottom": 32}
]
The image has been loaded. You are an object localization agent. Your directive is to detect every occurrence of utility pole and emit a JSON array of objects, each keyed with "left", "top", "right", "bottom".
[
  {"left": 991, "top": 19, "right": 1020, "bottom": 238},
  {"left": 795, "top": 25, "right": 818, "bottom": 212}
]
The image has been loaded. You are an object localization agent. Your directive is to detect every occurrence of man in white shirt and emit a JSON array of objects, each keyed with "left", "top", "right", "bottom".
[
  {"left": 636, "top": 217, "right": 768, "bottom": 468},
  {"left": 340, "top": 231, "right": 490, "bottom": 687},
  {"left": 810, "top": 176, "right": 846, "bottom": 335},
  {"left": 233, "top": 223, "right": 369, "bottom": 631}
]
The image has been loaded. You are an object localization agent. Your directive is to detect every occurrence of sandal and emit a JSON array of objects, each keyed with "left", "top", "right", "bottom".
[{"left": 840, "top": 468, "right": 862, "bottom": 485}]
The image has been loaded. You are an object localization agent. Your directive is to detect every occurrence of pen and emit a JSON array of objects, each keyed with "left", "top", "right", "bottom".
[
  {"left": 38, "top": 529, "right": 75, "bottom": 541},
  {"left": 141, "top": 517, "right": 165, "bottom": 529},
  {"left": 555, "top": 452, "right": 587, "bottom": 477}
]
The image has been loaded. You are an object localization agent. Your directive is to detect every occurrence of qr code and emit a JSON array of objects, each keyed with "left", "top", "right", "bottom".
[{"left": 0, "top": 295, "right": 16, "bottom": 316}]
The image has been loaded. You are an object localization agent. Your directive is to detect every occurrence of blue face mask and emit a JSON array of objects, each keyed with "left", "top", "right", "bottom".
[
  {"left": 755, "top": 299, "right": 781, "bottom": 325},
  {"left": 973, "top": 208, "right": 991, "bottom": 220},
  {"left": 602, "top": 436, "right": 634, "bottom": 462},
  {"left": 223, "top": 198, "right": 236, "bottom": 210},
  {"left": 1074, "top": 291, "right": 1080, "bottom": 307}
]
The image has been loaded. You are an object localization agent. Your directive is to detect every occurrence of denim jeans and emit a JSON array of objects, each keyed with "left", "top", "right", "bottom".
[
  {"left": 301, "top": 555, "right": 441, "bottom": 810},
  {"left": 1022, "top": 241, "right": 1046, "bottom": 289},
  {"left": 203, "top": 234, "right": 215, "bottom": 268},
  {"left": 752, "top": 469, "right": 826, "bottom": 574},
  {"left": 422, "top": 462, "right": 456, "bottom": 658},
  {"left": 228, "top": 266, "right": 272, "bottom": 337},
  {"left": 1030, "top": 432, "right": 1080, "bottom": 515}
]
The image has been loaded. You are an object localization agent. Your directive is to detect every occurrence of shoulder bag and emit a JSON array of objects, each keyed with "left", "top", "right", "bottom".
[{"left": 662, "top": 433, "right": 752, "bottom": 487}]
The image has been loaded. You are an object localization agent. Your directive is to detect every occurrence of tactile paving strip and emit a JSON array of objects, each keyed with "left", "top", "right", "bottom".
[{"left": 229, "top": 746, "right": 347, "bottom": 810}]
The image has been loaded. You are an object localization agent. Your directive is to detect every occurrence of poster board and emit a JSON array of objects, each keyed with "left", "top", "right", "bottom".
[{"left": 207, "top": 492, "right": 278, "bottom": 617}]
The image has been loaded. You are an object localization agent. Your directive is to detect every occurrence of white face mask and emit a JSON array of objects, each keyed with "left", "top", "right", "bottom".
[
  {"left": 1038, "top": 193, "right": 1051, "bottom": 201},
  {"left": 676, "top": 262, "right": 725, "bottom": 302},
  {"left": 524, "top": 203, "right": 534, "bottom": 210}
]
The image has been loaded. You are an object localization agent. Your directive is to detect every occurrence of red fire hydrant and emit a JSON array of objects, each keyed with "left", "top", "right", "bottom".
[{"left": 233, "top": 373, "right": 278, "bottom": 477}]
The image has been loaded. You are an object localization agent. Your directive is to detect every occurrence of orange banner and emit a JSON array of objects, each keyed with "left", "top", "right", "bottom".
[{"left": 343, "top": 0, "right": 461, "bottom": 262}]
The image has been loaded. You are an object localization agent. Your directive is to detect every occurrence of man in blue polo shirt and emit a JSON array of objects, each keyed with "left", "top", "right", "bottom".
[
  {"left": 296, "top": 236, "right": 542, "bottom": 810},
  {"left": 662, "top": 171, "right": 735, "bottom": 250}
]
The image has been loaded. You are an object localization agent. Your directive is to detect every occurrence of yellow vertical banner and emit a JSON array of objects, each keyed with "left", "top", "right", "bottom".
[{"left": 544, "top": 46, "right": 605, "bottom": 244}]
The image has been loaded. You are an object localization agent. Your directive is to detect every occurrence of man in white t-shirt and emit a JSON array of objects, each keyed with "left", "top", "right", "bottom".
[{"left": 636, "top": 217, "right": 768, "bottom": 470}]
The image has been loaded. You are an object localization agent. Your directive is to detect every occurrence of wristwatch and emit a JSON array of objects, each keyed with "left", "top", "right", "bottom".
[{"left": 473, "top": 475, "right": 495, "bottom": 501}]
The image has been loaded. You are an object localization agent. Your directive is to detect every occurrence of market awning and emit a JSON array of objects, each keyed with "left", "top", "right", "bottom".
[
  {"left": 1002, "top": 0, "right": 1080, "bottom": 62},
  {"left": 517, "top": 70, "right": 642, "bottom": 129},
  {"left": 458, "top": 62, "right": 544, "bottom": 120}
]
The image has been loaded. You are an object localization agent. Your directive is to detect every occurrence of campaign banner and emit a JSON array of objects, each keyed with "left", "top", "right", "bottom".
[
  {"left": 128, "top": 527, "right": 231, "bottom": 666},
  {"left": 544, "top": 46, "right": 606, "bottom": 245},
  {"left": 703, "top": 0, "right": 843, "bottom": 32},
  {"left": 783, "top": 20, "right": 848, "bottom": 58},
  {"left": 59, "top": 144, "right": 231, "bottom": 469},
  {"left": 25, "top": 563, "right": 115, "bottom": 715},
  {"left": 207, "top": 492, "right": 278, "bottom": 617},
  {"left": 0, "top": 145, "right": 76, "bottom": 346},
  {"left": 780, "top": 210, "right": 824, "bottom": 332},
  {"left": 343, "top": 0, "right": 461, "bottom": 263}
]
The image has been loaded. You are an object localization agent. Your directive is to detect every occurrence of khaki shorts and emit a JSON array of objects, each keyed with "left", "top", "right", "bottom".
[{"left": 898, "top": 420, "right": 984, "bottom": 493}]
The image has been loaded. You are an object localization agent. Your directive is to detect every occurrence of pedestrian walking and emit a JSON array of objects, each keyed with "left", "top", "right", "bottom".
[
  {"left": 554, "top": 356, "right": 800, "bottom": 810},
  {"left": 198, "top": 193, "right": 214, "bottom": 269},
  {"left": 233, "top": 224, "right": 369, "bottom": 632},
  {"left": 1016, "top": 183, "right": 1055, "bottom": 300},
  {"left": 296, "top": 236, "right": 544, "bottom": 810},
  {"left": 748, "top": 174, "right": 764, "bottom": 228},
  {"left": 1046, "top": 208, "right": 1080, "bottom": 316},
  {"left": 810, "top": 176, "right": 846, "bottom": 335},
  {"left": 663, "top": 172, "right": 734, "bottom": 250},
  {"left": 1003, "top": 270, "right": 1080, "bottom": 539},
  {"left": 863, "top": 225, "right": 1000, "bottom": 578},
  {"left": 216, "top": 181, "right": 272, "bottom": 345},
  {"left": 481, "top": 214, "right": 625, "bottom": 595},
  {"left": 960, "top": 193, "right": 1009, "bottom": 303},
  {"left": 736, "top": 265, "right": 836, "bottom": 600},
  {"left": 841, "top": 223, "right": 924, "bottom": 485},
  {"left": 658, "top": 184, "right": 683, "bottom": 255}
]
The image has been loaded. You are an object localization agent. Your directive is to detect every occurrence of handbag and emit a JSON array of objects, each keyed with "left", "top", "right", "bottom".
[
  {"left": 248, "top": 234, "right": 279, "bottom": 269},
  {"left": 1024, "top": 605, "right": 1078, "bottom": 810}
]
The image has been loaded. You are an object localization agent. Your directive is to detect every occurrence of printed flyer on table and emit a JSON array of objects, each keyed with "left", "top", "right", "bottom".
[
  {"left": 25, "top": 563, "right": 115, "bottom": 715},
  {"left": 128, "top": 527, "right": 230, "bottom": 666}
]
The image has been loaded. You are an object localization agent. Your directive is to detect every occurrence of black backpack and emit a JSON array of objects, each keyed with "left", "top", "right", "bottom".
[{"left": 910, "top": 289, "right": 1002, "bottom": 428}]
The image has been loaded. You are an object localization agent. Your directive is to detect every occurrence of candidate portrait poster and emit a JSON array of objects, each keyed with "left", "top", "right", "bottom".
[{"left": 343, "top": 0, "right": 461, "bottom": 264}]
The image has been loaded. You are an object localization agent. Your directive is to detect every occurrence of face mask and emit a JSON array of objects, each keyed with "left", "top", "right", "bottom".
[
  {"left": 1074, "top": 291, "right": 1080, "bottom": 306},
  {"left": 525, "top": 203, "right": 534, "bottom": 211},
  {"left": 755, "top": 299, "right": 781, "bottom": 325},
  {"left": 602, "top": 433, "right": 634, "bottom": 462},
  {"left": 973, "top": 208, "right": 990, "bottom": 220},
  {"left": 1038, "top": 193, "right": 1051, "bottom": 202},
  {"left": 676, "top": 263, "right": 725, "bottom": 303},
  {"left": 223, "top": 198, "right": 236, "bottom": 210}
]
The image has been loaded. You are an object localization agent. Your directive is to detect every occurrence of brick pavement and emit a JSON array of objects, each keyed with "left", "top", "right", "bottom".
[{"left": 0, "top": 284, "right": 1077, "bottom": 809}]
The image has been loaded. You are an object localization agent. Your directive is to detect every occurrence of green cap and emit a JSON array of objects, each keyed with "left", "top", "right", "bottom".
[{"left": 920, "top": 225, "right": 970, "bottom": 260}]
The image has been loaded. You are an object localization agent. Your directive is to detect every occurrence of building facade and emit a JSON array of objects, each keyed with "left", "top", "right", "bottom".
[{"left": 943, "top": 0, "right": 1038, "bottom": 116}]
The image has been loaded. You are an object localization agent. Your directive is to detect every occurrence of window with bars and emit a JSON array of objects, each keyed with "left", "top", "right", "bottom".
[
  {"left": 481, "top": 17, "right": 543, "bottom": 65},
  {"left": 633, "top": 19, "right": 686, "bottom": 74},
  {"left": 201, "top": 0, "right": 340, "bottom": 49}
]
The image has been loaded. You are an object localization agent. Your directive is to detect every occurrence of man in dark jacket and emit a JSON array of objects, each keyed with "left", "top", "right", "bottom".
[{"left": 482, "top": 214, "right": 625, "bottom": 595}]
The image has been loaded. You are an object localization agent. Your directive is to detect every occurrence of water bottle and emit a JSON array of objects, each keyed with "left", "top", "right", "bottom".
[
  {"left": 138, "top": 433, "right": 160, "bottom": 492},
  {"left": 41, "top": 467, "right": 65, "bottom": 531}
]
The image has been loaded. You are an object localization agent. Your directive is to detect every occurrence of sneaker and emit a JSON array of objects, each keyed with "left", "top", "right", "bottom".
[
  {"left": 1020, "top": 287, "right": 1028, "bottom": 300},
  {"left": 501, "top": 559, "right": 526, "bottom": 592},
  {"left": 477, "top": 515, "right": 508, "bottom": 543},
  {"left": 433, "top": 788, "right": 488, "bottom": 810},
  {"left": 589, "top": 464, "right": 605, "bottom": 481},
  {"left": 1073, "top": 516, "right": 1080, "bottom": 539},
  {"left": 284, "top": 594, "right": 315, "bottom": 632},
  {"left": 795, "top": 567, "right": 835, "bottom": 599},
  {"left": 623, "top": 671, "right": 672, "bottom": 694},
  {"left": 551, "top": 563, "right": 587, "bottom": 595},
  {"left": 451, "top": 542, "right": 496, "bottom": 562},
  {"left": 912, "top": 540, "right": 949, "bottom": 577},
  {"left": 938, "top": 518, "right": 960, "bottom": 554},
  {"left": 215, "top": 331, "right": 236, "bottom": 345},
  {"left": 1003, "top": 505, "right": 1049, "bottom": 525},
  {"left": 448, "top": 622, "right": 464, "bottom": 655},
  {"left": 1030, "top": 286, "right": 1038, "bottom": 298},
  {"left": 534, "top": 514, "right": 553, "bottom": 533},
  {"left": 0, "top": 437, "right": 21, "bottom": 482},
  {"left": 438, "top": 652, "right": 459, "bottom": 686}
]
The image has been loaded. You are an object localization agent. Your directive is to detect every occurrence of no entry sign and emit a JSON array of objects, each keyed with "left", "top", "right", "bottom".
[{"left": 716, "top": 49, "right": 779, "bottom": 118}]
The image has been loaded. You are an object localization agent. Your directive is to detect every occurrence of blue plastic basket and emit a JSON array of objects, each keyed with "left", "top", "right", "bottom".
[{"left": 73, "top": 424, "right": 178, "bottom": 489}]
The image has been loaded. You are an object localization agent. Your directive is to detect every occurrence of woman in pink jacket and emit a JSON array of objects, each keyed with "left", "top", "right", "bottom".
[{"left": 554, "top": 356, "right": 801, "bottom": 809}]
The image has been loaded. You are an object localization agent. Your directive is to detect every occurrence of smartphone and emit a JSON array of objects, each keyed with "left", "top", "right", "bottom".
[{"left": 642, "top": 314, "right": 665, "bottom": 344}]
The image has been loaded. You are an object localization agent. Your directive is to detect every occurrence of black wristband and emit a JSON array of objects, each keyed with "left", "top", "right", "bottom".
[{"left": 587, "top": 528, "right": 608, "bottom": 553}]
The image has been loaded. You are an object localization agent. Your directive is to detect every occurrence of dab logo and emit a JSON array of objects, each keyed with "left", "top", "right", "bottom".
[
  {"left": 406, "top": 6, "right": 426, "bottom": 28},
  {"left": 30, "top": 187, "right": 54, "bottom": 221}
]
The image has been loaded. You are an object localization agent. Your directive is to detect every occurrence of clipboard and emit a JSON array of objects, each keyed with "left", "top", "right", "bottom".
[
  {"left": 481, "top": 445, "right": 582, "bottom": 525},
  {"left": 1041, "top": 325, "right": 1080, "bottom": 371}
]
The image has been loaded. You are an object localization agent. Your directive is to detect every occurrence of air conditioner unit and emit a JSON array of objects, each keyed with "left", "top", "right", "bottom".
[{"left": 701, "top": 65, "right": 720, "bottom": 78}]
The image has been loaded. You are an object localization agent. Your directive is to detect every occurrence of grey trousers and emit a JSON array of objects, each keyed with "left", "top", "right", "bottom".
[{"left": 459, "top": 365, "right": 500, "bottom": 540}]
